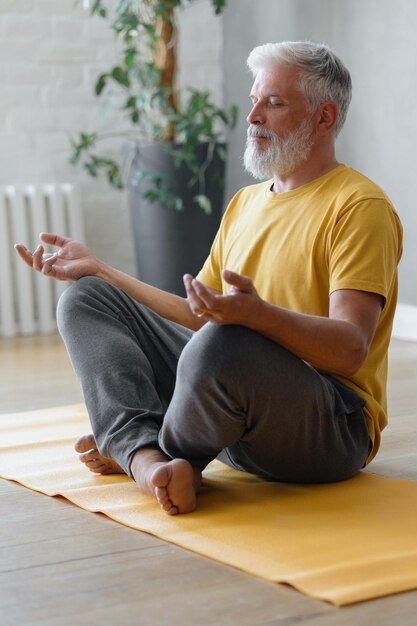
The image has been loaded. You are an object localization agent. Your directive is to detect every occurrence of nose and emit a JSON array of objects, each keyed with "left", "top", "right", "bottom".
[{"left": 246, "top": 101, "right": 264, "bottom": 125}]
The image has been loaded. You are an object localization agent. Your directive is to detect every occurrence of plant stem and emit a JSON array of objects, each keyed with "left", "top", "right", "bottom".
[{"left": 155, "top": 4, "right": 178, "bottom": 140}]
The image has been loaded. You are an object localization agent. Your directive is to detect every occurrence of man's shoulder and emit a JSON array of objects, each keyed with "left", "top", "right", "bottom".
[
  {"left": 333, "top": 167, "right": 401, "bottom": 236},
  {"left": 336, "top": 165, "right": 391, "bottom": 203}
]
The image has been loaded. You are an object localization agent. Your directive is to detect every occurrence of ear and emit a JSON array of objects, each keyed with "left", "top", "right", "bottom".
[{"left": 316, "top": 101, "right": 339, "bottom": 135}]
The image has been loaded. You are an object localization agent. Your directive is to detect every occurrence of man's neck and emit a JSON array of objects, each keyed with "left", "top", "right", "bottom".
[{"left": 271, "top": 154, "right": 340, "bottom": 194}]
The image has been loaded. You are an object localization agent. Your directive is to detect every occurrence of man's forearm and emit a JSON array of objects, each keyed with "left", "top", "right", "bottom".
[
  {"left": 184, "top": 272, "right": 377, "bottom": 376},
  {"left": 244, "top": 300, "right": 368, "bottom": 377},
  {"left": 97, "top": 264, "right": 205, "bottom": 331}
]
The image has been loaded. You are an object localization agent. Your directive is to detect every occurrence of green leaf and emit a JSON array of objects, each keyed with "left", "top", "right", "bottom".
[
  {"left": 124, "top": 48, "right": 137, "bottom": 69},
  {"left": 210, "top": 0, "right": 227, "bottom": 15},
  {"left": 68, "top": 150, "right": 80, "bottom": 165},
  {"left": 193, "top": 194, "right": 212, "bottom": 215},
  {"left": 95, "top": 73, "right": 107, "bottom": 95},
  {"left": 111, "top": 66, "right": 130, "bottom": 88},
  {"left": 216, "top": 146, "right": 227, "bottom": 161},
  {"left": 123, "top": 95, "right": 136, "bottom": 109},
  {"left": 82, "top": 132, "right": 97, "bottom": 147},
  {"left": 174, "top": 197, "right": 184, "bottom": 211},
  {"left": 216, "top": 110, "right": 228, "bottom": 125},
  {"left": 142, "top": 22, "right": 158, "bottom": 45},
  {"left": 154, "top": 0, "right": 177, "bottom": 23},
  {"left": 91, "top": 0, "right": 107, "bottom": 18},
  {"left": 229, "top": 104, "right": 239, "bottom": 129},
  {"left": 113, "top": 11, "right": 140, "bottom": 35},
  {"left": 143, "top": 190, "right": 159, "bottom": 202},
  {"left": 107, "top": 162, "right": 124, "bottom": 189},
  {"left": 85, "top": 163, "right": 98, "bottom": 178}
]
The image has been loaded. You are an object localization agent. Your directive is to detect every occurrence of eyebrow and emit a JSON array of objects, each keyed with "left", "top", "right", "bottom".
[{"left": 249, "top": 93, "right": 284, "bottom": 99}]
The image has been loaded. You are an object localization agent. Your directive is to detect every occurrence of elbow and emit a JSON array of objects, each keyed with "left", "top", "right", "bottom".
[{"left": 340, "top": 341, "right": 369, "bottom": 377}]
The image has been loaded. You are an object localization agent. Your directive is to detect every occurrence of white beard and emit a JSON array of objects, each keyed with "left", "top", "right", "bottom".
[{"left": 243, "top": 118, "right": 315, "bottom": 180}]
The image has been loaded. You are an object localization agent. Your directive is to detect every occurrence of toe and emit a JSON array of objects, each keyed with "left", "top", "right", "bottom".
[
  {"left": 79, "top": 450, "right": 98, "bottom": 463},
  {"left": 153, "top": 483, "right": 174, "bottom": 511},
  {"left": 154, "top": 486, "right": 168, "bottom": 503},
  {"left": 150, "top": 464, "right": 170, "bottom": 489},
  {"left": 150, "top": 460, "right": 197, "bottom": 515},
  {"left": 74, "top": 433, "right": 96, "bottom": 453},
  {"left": 85, "top": 458, "right": 104, "bottom": 470},
  {"left": 77, "top": 446, "right": 125, "bottom": 475},
  {"left": 158, "top": 498, "right": 178, "bottom": 514}
]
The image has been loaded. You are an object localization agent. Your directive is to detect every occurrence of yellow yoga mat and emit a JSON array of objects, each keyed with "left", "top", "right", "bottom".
[{"left": 1, "top": 404, "right": 417, "bottom": 607}]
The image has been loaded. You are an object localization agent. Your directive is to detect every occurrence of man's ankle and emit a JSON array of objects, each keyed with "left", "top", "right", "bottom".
[{"left": 130, "top": 447, "right": 170, "bottom": 489}]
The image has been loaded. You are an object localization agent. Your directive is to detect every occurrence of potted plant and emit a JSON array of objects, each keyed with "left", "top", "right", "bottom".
[{"left": 70, "top": 0, "right": 237, "bottom": 294}]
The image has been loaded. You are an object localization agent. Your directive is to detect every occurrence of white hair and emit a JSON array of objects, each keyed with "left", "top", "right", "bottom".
[
  {"left": 247, "top": 41, "right": 352, "bottom": 137},
  {"left": 244, "top": 120, "right": 315, "bottom": 179}
]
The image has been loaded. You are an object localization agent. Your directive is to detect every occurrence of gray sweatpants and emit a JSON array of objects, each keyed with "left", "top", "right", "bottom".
[{"left": 57, "top": 276, "right": 370, "bottom": 483}]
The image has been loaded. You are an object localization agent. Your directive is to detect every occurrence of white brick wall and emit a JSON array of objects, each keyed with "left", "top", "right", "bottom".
[
  {"left": 0, "top": 0, "right": 223, "bottom": 275},
  {"left": 0, "top": 1, "right": 33, "bottom": 13},
  {"left": 178, "top": 0, "right": 224, "bottom": 103}
]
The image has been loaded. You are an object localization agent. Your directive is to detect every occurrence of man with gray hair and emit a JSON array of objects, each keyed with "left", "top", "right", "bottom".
[{"left": 16, "top": 41, "right": 402, "bottom": 515}]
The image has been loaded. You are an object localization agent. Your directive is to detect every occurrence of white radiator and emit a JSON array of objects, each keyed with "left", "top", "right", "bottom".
[{"left": 0, "top": 184, "right": 85, "bottom": 338}]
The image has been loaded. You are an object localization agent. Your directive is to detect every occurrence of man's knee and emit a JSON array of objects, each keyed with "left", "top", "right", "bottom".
[
  {"left": 178, "top": 324, "right": 263, "bottom": 384},
  {"left": 177, "top": 322, "right": 310, "bottom": 399},
  {"left": 56, "top": 276, "right": 108, "bottom": 334}
]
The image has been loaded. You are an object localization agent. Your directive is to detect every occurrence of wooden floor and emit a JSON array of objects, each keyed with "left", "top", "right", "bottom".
[{"left": 1, "top": 334, "right": 416, "bottom": 625}]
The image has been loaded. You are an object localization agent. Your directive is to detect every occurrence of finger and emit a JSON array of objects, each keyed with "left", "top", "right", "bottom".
[
  {"left": 39, "top": 232, "right": 71, "bottom": 249},
  {"left": 191, "top": 278, "right": 218, "bottom": 309},
  {"left": 222, "top": 269, "right": 253, "bottom": 292},
  {"left": 183, "top": 274, "right": 207, "bottom": 313},
  {"left": 183, "top": 274, "right": 193, "bottom": 291},
  {"left": 14, "top": 244, "right": 34, "bottom": 267},
  {"left": 32, "top": 245, "right": 44, "bottom": 272},
  {"left": 41, "top": 253, "right": 59, "bottom": 276}
]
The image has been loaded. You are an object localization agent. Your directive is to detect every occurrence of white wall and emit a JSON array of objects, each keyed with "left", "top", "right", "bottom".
[
  {"left": 330, "top": 0, "right": 417, "bottom": 308},
  {"left": 178, "top": 0, "right": 224, "bottom": 100},
  {"left": 223, "top": 0, "right": 417, "bottom": 308},
  {"left": 0, "top": 0, "right": 223, "bottom": 275}
]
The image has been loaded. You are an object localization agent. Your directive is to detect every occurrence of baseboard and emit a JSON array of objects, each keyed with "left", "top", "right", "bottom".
[{"left": 392, "top": 302, "right": 417, "bottom": 342}]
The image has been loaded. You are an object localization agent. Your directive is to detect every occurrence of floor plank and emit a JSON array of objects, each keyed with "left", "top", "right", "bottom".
[{"left": 1, "top": 333, "right": 416, "bottom": 625}]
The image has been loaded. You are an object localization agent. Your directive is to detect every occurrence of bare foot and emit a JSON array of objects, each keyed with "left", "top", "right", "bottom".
[
  {"left": 75, "top": 434, "right": 124, "bottom": 475},
  {"left": 131, "top": 449, "right": 202, "bottom": 515}
]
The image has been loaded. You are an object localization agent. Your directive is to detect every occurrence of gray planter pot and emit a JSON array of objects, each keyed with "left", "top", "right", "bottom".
[{"left": 128, "top": 142, "right": 226, "bottom": 295}]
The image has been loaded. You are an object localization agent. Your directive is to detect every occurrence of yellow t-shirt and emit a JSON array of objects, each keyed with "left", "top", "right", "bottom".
[{"left": 197, "top": 164, "right": 403, "bottom": 463}]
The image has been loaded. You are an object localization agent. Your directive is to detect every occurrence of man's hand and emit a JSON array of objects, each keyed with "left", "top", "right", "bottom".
[
  {"left": 15, "top": 232, "right": 102, "bottom": 282},
  {"left": 183, "top": 269, "right": 261, "bottom": 325},
  {"left": 185, "top": 269, "right": 384, "bottom": 376}
]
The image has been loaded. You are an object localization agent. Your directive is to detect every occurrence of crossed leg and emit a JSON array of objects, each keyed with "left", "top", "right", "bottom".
[{"left": 60, "top": 278, "right": 368, "bottom": 518}]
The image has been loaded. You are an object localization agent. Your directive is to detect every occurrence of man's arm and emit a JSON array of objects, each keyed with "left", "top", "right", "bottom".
[
  {"left": 97, "top": 264, "right": 206, "bottom": 330},
  {"left": 184, "top": 269, "right": 383, "bottom": 377},
  {"left": 15, "top": 233, "right": 207, "bottom": 331}
]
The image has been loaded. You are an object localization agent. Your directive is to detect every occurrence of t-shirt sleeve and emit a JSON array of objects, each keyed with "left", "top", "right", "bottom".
[
  {"left": 328, "top": 198, "right": 402, "bottom": 301},
  {"left": 196, "top": 228, "right": 223, "bottom": 293},
  {"left": 195, "top": 188, "right": 246, "bottom": 293}
]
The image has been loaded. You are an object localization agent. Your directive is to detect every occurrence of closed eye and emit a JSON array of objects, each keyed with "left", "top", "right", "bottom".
[{"left": 249, "top": 96, "right": 284, "bottom": 107}]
